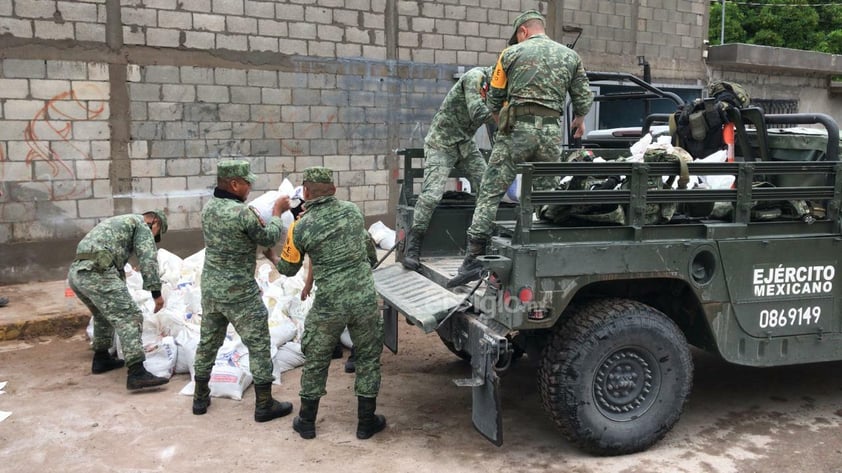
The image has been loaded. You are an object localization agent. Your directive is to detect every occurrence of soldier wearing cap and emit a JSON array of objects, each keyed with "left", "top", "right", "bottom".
[
  {"left": 402, "top": 66, "right": 495, "bottom": 271},
  {"left": 265, "top": 166, "right": 386, "bottom": 440},
  {"left": 449, "top": 9, "right": 594, "bottom": 287},
  {"left": 68, "top": 209, "right": 170, "bottom": 390},
  {"left": 192, "top": 159, "right": 295, "bottom": 422}
]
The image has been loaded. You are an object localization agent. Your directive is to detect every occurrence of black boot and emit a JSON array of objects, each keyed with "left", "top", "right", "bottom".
[
  {"left": 356, "top": 396, "right": 387, "bottom": 439},
  {"left": 254, "top": 382, "right": 293, "bottom": 422},
  {"left": 292, "top": 397, "right": 320, "bottom": 439},
  {"left": 192, "top": 376, "right": 211, "bottom": 415},
  {"left": 446, "top": 238, "right": 487, "bottom": 288},
  {"left": 401, "top": 228, "right": 424, "bottom": 271},
  {"left": 332, "top": 343, "right": 344, "bottom": 359},
  {"left": 91, "top": 350, "right": 124, "bottom": 374},
  {"left": 344, "top": 347, "right": 356, "bottom": 373},
  {"left": 126, "top": 362, "right": 169, "bottom": 390}
]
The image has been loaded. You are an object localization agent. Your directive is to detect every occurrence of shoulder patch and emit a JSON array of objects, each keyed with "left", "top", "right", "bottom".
[
  {"left": 248, "top": 206, "right": 266, "bottom": 227},
  {"left": 280, "top": 220, "right": 301, "bottom": 264}
]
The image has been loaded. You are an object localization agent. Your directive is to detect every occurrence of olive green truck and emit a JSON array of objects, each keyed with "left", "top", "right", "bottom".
[{"left": 373, "top": 77, "right": 842, "bottom": 455}]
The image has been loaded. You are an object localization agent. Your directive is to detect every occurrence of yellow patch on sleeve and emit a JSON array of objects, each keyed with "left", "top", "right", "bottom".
[
  {"left": 490, "top": 53, "right": 507, "bottom": 89},
  {"left": 281, "top": 220, "right": 301, "bottom": 264}
]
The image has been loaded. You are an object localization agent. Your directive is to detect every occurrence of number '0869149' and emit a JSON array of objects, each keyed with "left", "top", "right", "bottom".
[{"left": 758, "top": 306, "right": 821, "bottom": 329}]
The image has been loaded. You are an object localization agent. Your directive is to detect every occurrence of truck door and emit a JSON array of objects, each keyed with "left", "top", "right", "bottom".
[{"left": 719, "top": 237, "right": 839, "bottom": 339}]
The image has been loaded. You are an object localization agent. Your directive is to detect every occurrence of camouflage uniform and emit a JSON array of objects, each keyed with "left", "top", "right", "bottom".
[
  {"left": 466, "top": 13, "right": 593, "bottom": 241},
  {"left": 274, "top": 167, "right": 382, "bottom": 401},
  {"left": 68, "top": 214, "right": 162, "bottom": 367},
  {"left": 194, "top": 161, "right": 285, "bottom": 385},
  {"left": 412, "top": 66, "right": 493, "bottom": 232}
]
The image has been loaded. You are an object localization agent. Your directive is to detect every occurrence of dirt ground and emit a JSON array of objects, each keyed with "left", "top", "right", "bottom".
[{"left": 3, "top": 320, "right": 842, "bottom": 473}]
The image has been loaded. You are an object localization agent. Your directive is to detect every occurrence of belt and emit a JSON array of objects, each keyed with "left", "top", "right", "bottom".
[
  {"left": 515, "top": 115, "right": 560, "bottom": 124},
  {"left": 512, "top": 103, "right": 561, "bottom": 118}
]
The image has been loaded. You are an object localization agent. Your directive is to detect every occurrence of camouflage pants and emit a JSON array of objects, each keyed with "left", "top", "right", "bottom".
[
  {"left": 411, "top": 141, "right": 487, "bottom": 232},
  {"left": 467, "top": 119, "right": 562, "bottom": 240},
  {"left": 68, "top": 262, "right": 146, "bottom": 367},
  {"left": 194, "top": 295, "right": 274, "bottom": 385},
  {"left": 300, "top": 303, "right": 384, "bottom": 400}
]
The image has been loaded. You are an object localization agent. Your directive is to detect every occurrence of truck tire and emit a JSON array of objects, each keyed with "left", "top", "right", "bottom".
[
  {"left": 438, "top": 334, "right": 471, "bottom": 362},
  {"left": 537, "top": 298, "right": 693, "bottom": 455}
]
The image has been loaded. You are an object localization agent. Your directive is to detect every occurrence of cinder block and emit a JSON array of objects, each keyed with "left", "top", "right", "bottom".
[
  {"left": 181, "top": 66, "right": 215, "bottom": 84},
  {"left": 3, "top": 59, "right": 46, "bottom": 79},
  {"left": 0, "top": 79, "right": 30, "bottom": 99},
  {"left": 261, "top": 88, "right": 288, "bottom": 105},
  {"left": 230, "top": 86, "right": 261, "bottom": 104},
  {"left": 289, "top": 22, "right": 316, "bottom": 39},
  {"left": 159, "top": 10, "right": 192, "bottom": 28},
  {"left": 227, "top": 16, "right": 257, "bottom": 34},
  {"left": 336, "top": 43, "right": 361, "bottom": 58},
  {"left": 78, "top": 198, "right": 115, "bottom": 218},
  {"left": 49, "top": 140, "right": 92, "bottom": 161},
  {"left": 145, "top": 0, "right": 178, "bottom": 9},
  {"left": 70, "top": 81, "right": 110, "bottom": 100},
  {"left": 265, "top": 155, "right": 295, "bottom": 173},
  {"left": 249, "top": 139, "right": 280, "bottom": 156},
  {"left": 131, "top": 121, "right": 165, "bottom": 140},
  {"left": 323, "top": 155, "right": 350, "bottom": 171},
  {"left": 152, "top": 176, "right": 187, "bottom": 194},
  {"left": 1, "top": 202, "right": 36, "bottom": 223},
  {"left": 216, "top": 33, "right": 248, "bottom": 51},
  {"left": 245, "top": 0, "right": 274, "bottom": 17},
  {"left": 131, "top": 159, "right": 165, "bottom": 177},
  {"left": 122, "top": 25, "right": 146, "bottom": 45},
  {"left": 333, "top": 9, "right": 358, "bottom": 25},
  {"left": 196, "top": 85, "right": 230, "bottom": 103},
  {"left": 232, "top": 122, "right": 263, "bottom": 139},
  {"left": 275, "top": 3, "right": 304, "bottom": 20},
  {"left": 257, "top": 18, "right": 286, "bottom": 36},
  {"left": 350, "top": 185, "right": 375, "bottom": 202},
  {"left": 177, "top": 0, "right": 211, "bottom": 12},
  {"left": 350, "top": 155, "right": 374, "bottom": 170},
  {"left": 215, "top": 68, "right": 247, "bottom": 85},
  {"left": 73, "top": 121, "right": 110, "bottom": 140},
  {"left": 363, "top": 200, "right": 388, "bottom": 216},
  {"left": 193, "top": 13, "right": 226, "bottom": 31},
  {"left": 250, "top": 104, "right": 281, "bottom": 121},
  {"left": 56, "top": 1, "right": 98, "bottom": 22},
  {"left": 90, "top": 140, "right": 111, "bottom": 159},
  {"left": 146, "top": 27, "right": 181, "bottom": 47},
  {"left": 247, "top": 69, "right": 277, "bottom": 87},
  {"left": 4, "top": 99, "right": 44, "bottom": 119},
  {"left": 212, "top": 0, "right": 244, "bottom": 15},
  {"left": 0, "top": 161, "right": 32, "bottom": 181},
  {"left": 365, "top": 169, "right": 389, "bottom": 185},
  {"left": 263, "top": 122, "right": 293, "bottom": 139},
  {"left": 183, "top": 103, "right": 219, "bottom": 121},
  {"left": 29, "top": 79, "right": 71, "bottom": 100},
  {"left": 338, "top": 170, "right": 364, "bottom": 186},
  {"left": 151, "top": 140, "right": 186, "bottom": 158},
  {"left": 129, "top": 140, "right": 149, "bottom": 159},
  {"left": 278, "top": 38, "right": 307, "bottom": 55},
  {"left": 145, "top": 65, "right": 180, "bottom": 83},
  {"left": 162, "top": 84, "right": 196, "bottom": 102},
  {"left": 305, "top": 5, "right": 332, "bottom": 24},
  {"left": 129, "top": 83, "right": 161, "bottom": 102},
  {"left": 219, "top": 103, "right": 250, "bottom": 121},
  {"left": 122, "top": 7, "right": 158, "bottom": 26},
  {"left": 0, "top": 0, "right": 12, "bottom": 16},
  {"left": 308, "top": 40, "right": 336, "bottom": 58},
  {"left": 200, "top": 122, "right": 233, "bottom": 139},
  {"left": 0, "top": 18, "right": 33, "bottom": 37},
  {"left": 184, "top": 30, "right": 216, "bottom": 49},
  {"left": 248, "top": 36, "right": 278, "bottom": 52},
  {"left": 166, "top": 158, "right": 201, "bottom": 176},
  {"left": 75, "top": 159, "right": 110, "bottom": 179},
  {"left": 148, "top": 102, "right": 184, "bottom": 121},
  {"left": 75, "top": 23, "right": 106, "bottom": 42},
  {"left": 15, "top": 0, "right": 56, "bottom": 19}
]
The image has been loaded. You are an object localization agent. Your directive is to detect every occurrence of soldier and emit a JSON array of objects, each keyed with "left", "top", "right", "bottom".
[
  {"left": 265, "top": 166, "right": 386, "bottom": 440},
  {"left": 448, "top": 10, "right": 594, "bottom": 287},
  {"left": 68, "top": 210, "right": 170, "bottom": 390},
  {"left": 192, "top": 159, "right": 294, "bottom": 423},
  {"left": 402, "top": 66, "right": 494, "bottom": 271}
]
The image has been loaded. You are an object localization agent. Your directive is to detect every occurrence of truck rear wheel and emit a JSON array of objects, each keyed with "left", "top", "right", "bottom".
[{"left": 538, "top": 298, "right": 693, "bottom": 455}]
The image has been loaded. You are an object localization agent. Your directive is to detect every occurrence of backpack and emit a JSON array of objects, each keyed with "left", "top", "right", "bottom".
[{"left": 672, "top": 81, "right": 750, "bottom": 160}]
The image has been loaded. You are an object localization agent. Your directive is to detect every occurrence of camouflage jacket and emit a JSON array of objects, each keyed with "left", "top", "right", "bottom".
[
  {"left": 201, "top": 188, "right": 285, "bottom": 303},
  {"left": 489, "top": 34, "right": 593, "bottom": 117},
  {"left": 425, "top": 66, "right": 493, "bottom": 150},
  {"left": 275, "top": 195, "right": 378, "bottom": 313},
  {"left": 73, "top": 214, "right": 161, "bottom": 292}
]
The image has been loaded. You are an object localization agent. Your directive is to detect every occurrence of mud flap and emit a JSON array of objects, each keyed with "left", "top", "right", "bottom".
[
  {"left": 452, "top": 315, "right": 506, "bottom": 446},
  {"left": 383, "top": 304, "right": 398, "bottom": 354},
  {"left": 470, "top": 362, "right": 502, "bottom": 446}
]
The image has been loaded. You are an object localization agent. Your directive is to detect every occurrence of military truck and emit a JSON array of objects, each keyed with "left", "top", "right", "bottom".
[{"left": 373, "top": 72, "right": 842, "bottom": 455}]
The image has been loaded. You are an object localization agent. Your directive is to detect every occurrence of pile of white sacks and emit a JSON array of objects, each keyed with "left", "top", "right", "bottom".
[{"left": 86, "top": 249, "right": 317, "bottom": 400}]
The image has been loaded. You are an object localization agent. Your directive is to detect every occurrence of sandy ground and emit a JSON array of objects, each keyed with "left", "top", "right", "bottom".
[{"left": 3, "top": 318, "right": 842, "bottom": 473}]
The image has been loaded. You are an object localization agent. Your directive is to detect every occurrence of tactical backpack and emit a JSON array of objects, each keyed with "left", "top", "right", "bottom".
[{"left": 672, "top": 81, "right": 750, "bottom": 159}]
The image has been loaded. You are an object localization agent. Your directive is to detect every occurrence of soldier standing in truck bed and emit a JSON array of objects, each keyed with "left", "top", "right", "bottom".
[
  {"left": 449, "top": 9, "right": 594, "bottom": 287},
  {"left": 402, "top": 65, "right": 494, "bottom": 271}
]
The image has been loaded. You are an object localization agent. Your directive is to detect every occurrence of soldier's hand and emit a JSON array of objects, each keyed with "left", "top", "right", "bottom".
[
  {"left": 272, "top": 195, "right": 291, "bottom": 217},
  {"left": 570, "top": 115, "right": 586, "bottom": 139},
  {"left": 300, "top": 283, "right": 312, "bottom": 301},
  {"left": 153, "top": 295, "right": 164, "bottom": 313}
]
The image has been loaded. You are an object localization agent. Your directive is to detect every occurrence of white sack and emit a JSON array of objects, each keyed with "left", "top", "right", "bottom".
[{"left": 143, "top": 336, "right": 177, "bottom": 378}]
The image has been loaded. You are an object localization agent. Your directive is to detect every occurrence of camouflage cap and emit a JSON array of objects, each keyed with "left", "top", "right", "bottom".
[
  {"left": 509, "top": 10, "right": 545, "bottom": 45},
  {"left": 302, "top": 166, "right": 334, "bottom": 184},
  {"left": 708, "top": 81, "right": 750, "bottom": 108},
  {"left": 146, "top": 209, "right": 167, "bottom": 242},
  {"left": 217, "top": 159, "right": 257, "bottom": 184}
]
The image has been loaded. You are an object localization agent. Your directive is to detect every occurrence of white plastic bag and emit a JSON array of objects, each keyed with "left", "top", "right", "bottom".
[
  {"left": 247, "top": 178, "right": 295, "bottom": 225},
  {"left": 501, "top": 174, "right": 521, "bottom": 204},
  {"left": 368, "top": 221, "right": 396, "bottom": 250},
  {"left": 143, "top": 336, "right": 177, "bottom": 378}
]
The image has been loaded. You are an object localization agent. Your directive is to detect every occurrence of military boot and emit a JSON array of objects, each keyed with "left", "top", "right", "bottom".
[
  {"left": 344, "top": 347, "right": 356, "bottom": 373},
  {"left": 192, "top": 376, "right": 211, "bottom": 415},
  {"left": 126, "top": 362, "right": 169, "bottom": 390},
  {"left": 292, "top": 397, "right": 320, "bottom": 439},
  {"left": 446, "top": 238, "right": 487, "bottom": 288},
  {"left": 356, "top": 396, "right": 387, "bottom": 440},
  {"left": 401, "top": 228, "right": 424, "bottom": 271},
  {"left": 254, "top": 382, "right": 293, "bottom": 422},
  {"left": 91, "top": 350, "right": 125, "bottom": 374}
]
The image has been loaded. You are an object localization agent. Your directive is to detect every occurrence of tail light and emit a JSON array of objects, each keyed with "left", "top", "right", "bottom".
[{"left": 518, "top": 287, "right": 533, "bottom": 303}]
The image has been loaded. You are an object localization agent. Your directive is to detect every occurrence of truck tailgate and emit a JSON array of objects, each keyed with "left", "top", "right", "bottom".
[{"left": 373, "top": 263, "right": 465, "bottom": 333}]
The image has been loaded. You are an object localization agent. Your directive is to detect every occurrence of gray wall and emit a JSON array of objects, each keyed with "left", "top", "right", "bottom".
[{"left": 3, "top": 0, "right": 813, "bottom": 283}]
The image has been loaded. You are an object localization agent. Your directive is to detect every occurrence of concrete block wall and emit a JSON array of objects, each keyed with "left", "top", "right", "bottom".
[{"left": 0, "top": 0, "right": 723, "bottom": 283}]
